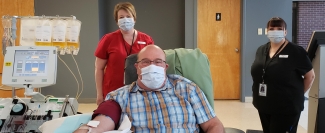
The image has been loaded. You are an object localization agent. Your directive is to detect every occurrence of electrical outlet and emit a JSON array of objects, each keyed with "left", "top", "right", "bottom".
[
  {"left": 258, "top": 28, "right": 263, "bottom": 35},
  {"left": 265, "top": 28, "right": 268, "bottom": 35}
]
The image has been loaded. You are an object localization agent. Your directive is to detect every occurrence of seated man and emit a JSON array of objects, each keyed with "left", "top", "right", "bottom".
[{"left": 74, "top": 45, "right": 225, "bottom": 133}]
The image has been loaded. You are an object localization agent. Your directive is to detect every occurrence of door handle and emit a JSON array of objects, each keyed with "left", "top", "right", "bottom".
[{"left": 235, "top": 48, "right": 239, "bottom": 52}]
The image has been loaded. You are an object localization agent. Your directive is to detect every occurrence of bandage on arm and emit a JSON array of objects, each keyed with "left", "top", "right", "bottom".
[{"left": 92, "top": 99, "right": 122, "bottom": 130}]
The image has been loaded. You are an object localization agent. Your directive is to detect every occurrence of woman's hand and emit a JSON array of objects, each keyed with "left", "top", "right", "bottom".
[
  {"left": 95, "top": 57, "right": 107, "bottom": 105},
  {"left": 96, "top": 94, "right": 104, "bottom": 105},
  {"left": 304, "top": 69, "right": 315, "bottom": 93}
]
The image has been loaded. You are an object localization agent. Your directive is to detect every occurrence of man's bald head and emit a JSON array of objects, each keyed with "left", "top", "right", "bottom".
[{"left": 137, "top": 45, "right": 166, "bottom": 61}]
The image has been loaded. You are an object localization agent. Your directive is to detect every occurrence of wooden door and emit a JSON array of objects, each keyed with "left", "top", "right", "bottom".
[
  {"left": 0, "top": 0, "right": 34, "bottom": 97},
  {"left": 198, "top": 0, "right": 241, "bottom": 99}
]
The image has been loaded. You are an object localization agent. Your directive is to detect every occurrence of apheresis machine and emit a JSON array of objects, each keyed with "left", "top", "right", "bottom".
[
  {"left": 0, "top": 46, "right": 78, "bottom": 132},
  {"left": 0, "top": 15, "right": 81, "bottom": 133}
]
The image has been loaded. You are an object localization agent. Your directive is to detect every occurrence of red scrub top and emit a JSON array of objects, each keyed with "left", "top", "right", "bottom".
[{"left": 95, "top": 30, "right": 154, "bottom": 97}]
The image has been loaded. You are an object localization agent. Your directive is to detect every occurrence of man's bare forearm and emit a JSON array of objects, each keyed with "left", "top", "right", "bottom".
[{"left": 73, "top": 115, "right": 115, "bottom": 133}]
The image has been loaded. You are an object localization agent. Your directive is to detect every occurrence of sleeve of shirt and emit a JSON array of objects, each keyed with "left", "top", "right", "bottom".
[
  {"left": 94, "top": 34, "right": 110, "bottom": 59},
  {"left": 92, "top": 99, "right": 122, "bottom": 129},
  {"left": 140, "top": 32, "right": 154, "bottom": 45},
  {"left": 188, "top": 84, "right": 216, "bottom": 124},
  {"left": 148, "top": 36, "right": 154, "bottom": 45},
  {"left": 295, "top": 46, "right": 313, "bottom": 75},
  {"left": 104, "top": 85, "right": 131, "bottom": 112},
  {"left": 252, "top": 44, "right": 265, "bottom": 68}
]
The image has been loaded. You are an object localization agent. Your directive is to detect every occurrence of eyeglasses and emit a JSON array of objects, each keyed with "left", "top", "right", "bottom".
[{"left": 136, "top": 59, "right": 166, "bottom": 66}]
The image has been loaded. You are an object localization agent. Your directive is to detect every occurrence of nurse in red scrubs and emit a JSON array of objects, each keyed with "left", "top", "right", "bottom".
[{"left": 94, "top": 2, "right": 154, "bottom": 105}]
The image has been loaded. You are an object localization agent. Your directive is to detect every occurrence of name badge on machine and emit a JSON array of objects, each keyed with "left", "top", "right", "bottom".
[{"left": 259, "top": 83, "right": 267, "bottom": 96}]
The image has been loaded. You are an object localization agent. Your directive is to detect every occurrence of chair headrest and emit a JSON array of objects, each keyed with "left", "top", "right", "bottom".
[{"left": 124, "top": 54, "right": 138, "bottom": 85}]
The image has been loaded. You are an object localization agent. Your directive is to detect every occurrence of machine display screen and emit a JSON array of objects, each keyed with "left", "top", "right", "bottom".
[{"left": 12, "top": 50, "right": 49, "bottom": 77}]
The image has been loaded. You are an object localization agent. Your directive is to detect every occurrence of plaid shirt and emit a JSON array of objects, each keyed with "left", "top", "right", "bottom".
[{"left": 105, "top": 74, "right": 216, "bottom": 133}]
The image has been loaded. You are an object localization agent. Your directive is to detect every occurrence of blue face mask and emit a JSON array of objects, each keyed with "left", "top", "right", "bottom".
[
  {"left": 267, "top": 30, "right": 285, "bottom": 44},
  {"left": 140, "top": 65, "right": 166, "bottom": 89},
  {"left": 118, "top": 18, "right": 135, "bottom": 31}
]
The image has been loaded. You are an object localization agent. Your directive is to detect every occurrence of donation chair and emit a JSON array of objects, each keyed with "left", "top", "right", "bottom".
[
  {"left": 38, "top": 48, "right": 244, "bottom": 133},
  {"left": 125, "top": 48, "right": 245, "bottom": 133}
]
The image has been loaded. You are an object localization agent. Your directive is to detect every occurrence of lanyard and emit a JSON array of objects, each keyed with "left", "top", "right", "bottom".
[
  {"left": 122, "top": 30, "right": 135, "bottom": 56},
  {"left": 261, "top": 41, "right": 286, "bottom": 83}
]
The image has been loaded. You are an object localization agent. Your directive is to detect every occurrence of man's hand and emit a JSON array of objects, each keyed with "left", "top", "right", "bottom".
[
  {"left": 200, "top": 117, "right": 225, "bottom": 133},
  {"left": 73, "top": 124, "right": 90, "bottom": 133}
]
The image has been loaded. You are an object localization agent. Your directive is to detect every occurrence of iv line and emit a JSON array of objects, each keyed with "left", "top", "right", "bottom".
[
  {"left": 71, "top": 54, "right": 84, "bottom": 99},
  {"left": 57, "top": 55, "right": 80, "bottom": 99}
]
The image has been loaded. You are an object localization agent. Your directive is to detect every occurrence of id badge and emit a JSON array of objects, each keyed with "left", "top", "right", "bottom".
[
  {"left": 259, "top": 83, "right": 267, "bottom": 96},
  {"left": 137, "top": 41, "right": 146, "bottom": 44}
]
